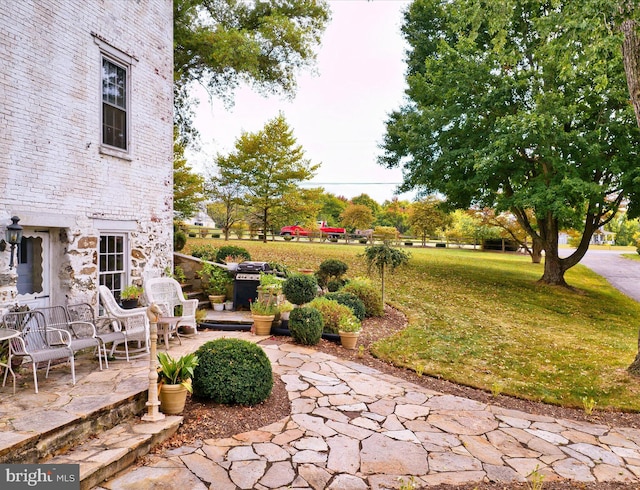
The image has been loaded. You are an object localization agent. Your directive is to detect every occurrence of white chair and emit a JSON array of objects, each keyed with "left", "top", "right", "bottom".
[
  {"left": 98, "top": 285, "right": 149, "bottom": 360},
  {"left": 144, "top": 277, "right": 199, "bottom": 334}
]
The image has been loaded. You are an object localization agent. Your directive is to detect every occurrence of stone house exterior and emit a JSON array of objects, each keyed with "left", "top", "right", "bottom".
[{"left": 0, "top": 1, "right": 174, "bottom": 312}]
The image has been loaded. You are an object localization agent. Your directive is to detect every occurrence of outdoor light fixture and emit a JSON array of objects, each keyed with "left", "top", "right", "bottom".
[{"left": 5, "top": 216, "right": 23, "bottom": 269}]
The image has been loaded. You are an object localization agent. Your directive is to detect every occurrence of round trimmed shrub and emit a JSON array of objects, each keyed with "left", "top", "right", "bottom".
[
  {"left": 288, "top": 306, "right": 323, "bottom": 345},
  {"left": 317, "top": 259, "right": 348, "bottom": 288},
  {"left": 192, "top": 338, "right": 273, "bottom": 406},
  {"left": 326, "top": 278, "right": 346, "bottom": 292},
  {"left": 341, "top": 277, "right": 384, "bottom": 317},
  {"left": 283, "top": 273, "right": 318, "bottom": 305},
  {"left": 215, "top": 245, "right": 251, "bottom": 263},
  {"left": 324, "top": 291, "right": 366, "bottom": 321},
  {"left": 308, "top": 297, "right": 356, "bottom": 334}
]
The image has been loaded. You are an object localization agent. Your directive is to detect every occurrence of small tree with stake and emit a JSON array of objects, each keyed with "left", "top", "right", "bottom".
[{"left": 361, "top": 244, "right": 410, "bottom": 306}]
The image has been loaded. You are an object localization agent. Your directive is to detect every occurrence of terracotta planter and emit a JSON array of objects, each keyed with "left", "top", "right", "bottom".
[
  {"left": 159, "top": 383, "right": 189, "bottom": 415},
  {"left": 339, "top": 331, "right": 360, "bottom": 350},
  {"left": 252, "top": 314, "right": 275, "bottom": 336},
  {"left": 209, "top": 294, "right": 226, "bottom": 304}
]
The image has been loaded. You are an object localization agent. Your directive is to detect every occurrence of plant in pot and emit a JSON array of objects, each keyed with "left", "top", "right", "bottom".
[
  {"left": 200, "top": 263, "right": 232, "bottom": 310},
  {"left": 337, "top": 313, "right": 361, "bottom": 350},
  {"left": 120, "top": 285, "right": 143, "bottom": 309},
  {"left": 157, "top": 351, "right": 199, "bottom": 414},
  {"left": 250, "top": 296, "right": 278, "bottom": 336}
]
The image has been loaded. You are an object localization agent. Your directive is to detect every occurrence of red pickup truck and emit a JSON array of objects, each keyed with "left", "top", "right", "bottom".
[{"left": 280, "top": 222, "right": 345, "bottom": 239}]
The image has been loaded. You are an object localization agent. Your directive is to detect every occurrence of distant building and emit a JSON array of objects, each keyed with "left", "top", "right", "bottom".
[{"left": 0, "top": 1, "right": 174, "bottom": 310}]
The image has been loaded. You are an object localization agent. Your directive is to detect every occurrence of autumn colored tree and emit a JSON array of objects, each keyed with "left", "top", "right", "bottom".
[
  {"left": 173, "top": 135, "right": 204, "bottom": 220},
  {"left": 408, "top": 197, "right": 451, "bottom": 246},
  {"left": 340, "top": 204, "right": 374, "bottom": 233},
  {"left": 215, "top": 114, "right": 318, "bottom": 243}
]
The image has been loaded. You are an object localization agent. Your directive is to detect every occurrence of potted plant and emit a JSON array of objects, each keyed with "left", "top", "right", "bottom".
[
  {"left": 157, "top": 351, "right": 199, "bottom": 414},
  {"left": 250, "top": 297, "right": 278, "bottom": 336},
  {"left": 200, "top": 263, "right": 232, "bottom": 307},
  {"left": 337, "top": 314, "right": 361, "bottom": 350},
  {"left": 279, "top": 301, "right": 294, "bottom": 322},
  {"left": 120, "top": 285, "right": 143, "bottom": 309}
]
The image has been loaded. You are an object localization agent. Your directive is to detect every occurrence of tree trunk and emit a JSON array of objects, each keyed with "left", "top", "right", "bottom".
[
  {"left": 531, "top": 237, "right": 543, "bottom": 264},
  {"left": 620, "top": 18, "right": 640, "bottom": 128},
  {"left": 628, "top": 339, "right": 640, "bottom": 376},
  {"left": 538, "top": 214, "right": 569, "bottom": 286}
]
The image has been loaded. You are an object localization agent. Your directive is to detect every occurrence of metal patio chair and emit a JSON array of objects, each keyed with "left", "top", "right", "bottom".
[
  {"left": 98, "top": 286, "right": 149, "bottom": 360},
  {"left": 2, "top": 310, "right": 76, "bottom": 393},
  {"left": 36, "top": 305, "right": 104, "bottom": 370},
  {"left": 66, "top": 303, "right": 126, "bottom": 369}
]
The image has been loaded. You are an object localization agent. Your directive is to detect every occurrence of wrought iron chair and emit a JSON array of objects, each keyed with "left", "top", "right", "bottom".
[
  {"left": 2, "top": 310, "right": 76, "bottom": 393},
  {"left": 98, "top": 286, "right": 149, "bottom": 361},
  {"left": 36, "top": 305, "right": 104, "bottom": 370},
  {"left": 66, "top": 303, "right": 126, "bottom": 369}
]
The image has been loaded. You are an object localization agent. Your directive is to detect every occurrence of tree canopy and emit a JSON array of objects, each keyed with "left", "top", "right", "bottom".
[
  {"left": 174, "top": 0, "right": 331, "bottom": 145},
  {"left": 173, "top": 134, "right": 205, "bottom": 220},
  {"left": 380, "top": 0, "right": 640, "bottom": 286},
  {"left": 214, "top": 114, "right": 318, "bottom": 242}
]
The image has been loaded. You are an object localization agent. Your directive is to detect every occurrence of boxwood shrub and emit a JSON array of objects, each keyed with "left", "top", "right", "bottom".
[
  {"left": 215, "top": 245, "right": 251, "bottom": 263},
  {"left": 283, "top": 273, "right": 318, "bottom": 305},
  {"left": 192, "top": 338, "right": 273, "bottom": 406},
  {"left": 324, "top": 291, "right": 366, "bottom": 321},
  {"left": 341, "top": 277, "right": 384, "bottom": 317},
  {"left": 288, "top": 306, "right": 324, "bottom": 345},
  {"left": 307, "top": 297, "right": 356, "bottom": 334}
]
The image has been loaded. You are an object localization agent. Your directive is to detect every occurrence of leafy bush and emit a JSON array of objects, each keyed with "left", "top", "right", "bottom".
[
  {"left": 192, "top": 338, "right": 273, "bottom": 406},
  {"left": 324, "top": 291, "right": 366, "bottom": 321},
  {"left": 283, "top": 273, "right": 318, "bottom": 305},
  {"left": 308, "top": 297, "right": 355, "bottom": 334},
  {"left": 342, "top": 277, "right": 384, "bottom": 317},
  {"left": 174, "top": 230, "right": 187, "bottom": 251},
  {"left": 288, "top": 306, "right": 323, "bottom": 345},
  {"left": 316, "top": 259, "right": 348, "bottom": 288},
  {"left": 190, "top": 244, "right": 218, "bottom": 261},
  {"left": 327, "top": 278, "right": 346, "bottom": 292},
  {"left": 215, "top": 245, "right": 251, "bottom": 264},
  {"left": 200, "top": 262, "right": 233, "bottom": 295}
]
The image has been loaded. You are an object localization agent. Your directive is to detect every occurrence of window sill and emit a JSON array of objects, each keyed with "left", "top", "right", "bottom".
[{"left": 99, "top": 145, "right": 132, "bottom": 161}]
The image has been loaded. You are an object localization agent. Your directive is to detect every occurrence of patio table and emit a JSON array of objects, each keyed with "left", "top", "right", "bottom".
[
  {"left": 157, "top": 317, "right": 183, "bottom": 351},
  {"left": 0, "top": 328, "right": 19, "bottom": 394}
]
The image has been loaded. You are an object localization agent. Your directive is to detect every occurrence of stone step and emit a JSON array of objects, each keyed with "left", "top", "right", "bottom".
[{"left": 47, "top": 414, "right": 182, "bottom": 490}]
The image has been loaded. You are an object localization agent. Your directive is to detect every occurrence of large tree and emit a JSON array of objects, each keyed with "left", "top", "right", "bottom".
[
  {"left": 215, "top": 114, "right": 318, "bottom": 242},
  {"left": 173, "top": 0, "right": 331, "bottom": 145},
  {"left": 173, "top": 135, "right": 205, "bottom": 220},
  {"left": 380, "top": 0, "right": 640, "bottom": 286}
]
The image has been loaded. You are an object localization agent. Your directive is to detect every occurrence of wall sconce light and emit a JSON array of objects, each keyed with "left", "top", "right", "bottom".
[{"left": 5, "top": 216, "right": 23, "bottom": 269}]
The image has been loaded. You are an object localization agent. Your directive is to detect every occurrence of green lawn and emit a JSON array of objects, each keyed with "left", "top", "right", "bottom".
[{"left": 185, "top": 239, "right": 640, "bottom": 412}]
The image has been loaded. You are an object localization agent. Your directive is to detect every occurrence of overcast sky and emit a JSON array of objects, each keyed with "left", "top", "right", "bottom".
[{"left": 189, "top": 0, "right": 414, "bottom": 205}]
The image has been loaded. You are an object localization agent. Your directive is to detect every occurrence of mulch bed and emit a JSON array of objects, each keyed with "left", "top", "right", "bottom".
[{"left": 155, "top": 305, "right": 640, "bottom": 489}]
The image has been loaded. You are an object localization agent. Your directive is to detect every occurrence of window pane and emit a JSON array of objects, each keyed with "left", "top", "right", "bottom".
[{"left": 101, "top": 58, "right": 127, "bottom": 150}]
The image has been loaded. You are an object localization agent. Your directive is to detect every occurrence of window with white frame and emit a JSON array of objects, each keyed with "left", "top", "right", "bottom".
[
  {"left": 99, "top": 234, "right": 127, "bottom": 301},
  {"left": 101, "top": 57, "right": 128, "bottom": 150}
]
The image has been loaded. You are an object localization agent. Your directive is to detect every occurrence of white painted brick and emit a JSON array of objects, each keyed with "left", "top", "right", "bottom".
[{"left": 0, "top": 0, "right": 174, "bottom": 305}]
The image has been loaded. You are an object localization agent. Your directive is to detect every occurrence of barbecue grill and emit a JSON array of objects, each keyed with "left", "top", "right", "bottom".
[{"left": 233, "top": 261, "right": 273, "bottom": 309}]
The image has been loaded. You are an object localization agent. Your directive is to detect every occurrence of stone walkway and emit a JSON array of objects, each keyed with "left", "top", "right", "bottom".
[{"left": 97, "top": 340, "right": 640, "bottom": 489}]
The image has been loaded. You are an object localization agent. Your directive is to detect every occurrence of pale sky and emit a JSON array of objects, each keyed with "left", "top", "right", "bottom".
[{"left": 189, "top": 0, "right": 415, "bottom": 205}]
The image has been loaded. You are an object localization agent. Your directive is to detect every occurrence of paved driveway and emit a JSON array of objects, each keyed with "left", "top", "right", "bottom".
[{"left": 575, "top": 249, "right": 640, "bottom": 303}]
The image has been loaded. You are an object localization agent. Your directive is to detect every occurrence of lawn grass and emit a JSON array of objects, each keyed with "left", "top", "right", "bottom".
[{"left": 185, "top": 239, "right": 640, "bottom": 412}]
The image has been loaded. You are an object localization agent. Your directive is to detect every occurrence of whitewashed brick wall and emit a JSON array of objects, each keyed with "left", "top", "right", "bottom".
[{"left": 0, "top": 0, "right": 173, "bottom": 308}]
